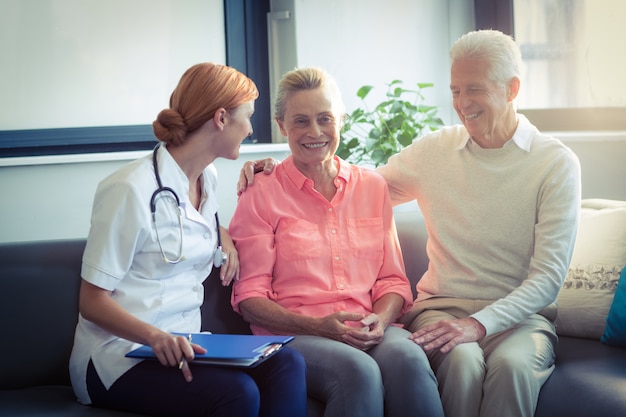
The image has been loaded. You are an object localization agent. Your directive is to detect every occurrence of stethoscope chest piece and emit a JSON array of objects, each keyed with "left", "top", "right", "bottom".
[
  {"left": 151, "top": 146, "right": 227, "bottom": 268},
  {"left": 213, "top": 245, "right": 227, "bottom": 268}
]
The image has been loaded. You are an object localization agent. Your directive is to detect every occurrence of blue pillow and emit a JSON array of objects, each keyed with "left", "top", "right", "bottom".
[{"left": 601, "top": 267, "right": 626, "bottom": 347}]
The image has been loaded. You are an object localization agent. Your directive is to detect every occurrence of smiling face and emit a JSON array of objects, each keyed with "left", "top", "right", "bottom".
[
  {"left": 450, "top": 58, "right": 520, "bottom": 148},
  {"left": 276, "top": 87, "right": 341, "bottom": 172}
]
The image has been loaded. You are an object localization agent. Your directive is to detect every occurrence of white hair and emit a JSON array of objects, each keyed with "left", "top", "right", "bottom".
[{"left": 450, "top": 29, "right": 522, "bottom": 86}]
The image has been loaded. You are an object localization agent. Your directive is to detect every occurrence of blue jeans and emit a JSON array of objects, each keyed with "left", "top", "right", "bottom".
[{"left": 86, "top": 346, "right": 307, "bottom": 417}]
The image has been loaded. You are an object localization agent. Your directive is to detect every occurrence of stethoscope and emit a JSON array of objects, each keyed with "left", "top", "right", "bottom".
[{"left": 150, "top": 146, "right": 228, "bottom": 268}]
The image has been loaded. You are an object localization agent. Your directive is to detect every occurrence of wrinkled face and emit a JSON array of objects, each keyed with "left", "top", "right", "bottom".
[
  {"left": 276, "top": 87, "right": 341, "bottom": 169},
  {"left": 450, "top": 59, "right": 517, "bottom": 147},
  {"left": 219, "top": 100, "right": 255, "bottom": 159}
]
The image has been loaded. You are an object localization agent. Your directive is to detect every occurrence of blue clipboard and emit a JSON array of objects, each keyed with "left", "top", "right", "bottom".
[{"left": 125, "top": 333, "right": 294, "bottom": 368}]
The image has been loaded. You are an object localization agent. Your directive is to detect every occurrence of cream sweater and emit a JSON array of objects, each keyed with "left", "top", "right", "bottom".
[{"left": 378, "top": 115, "right": 581, "bottom": 335}]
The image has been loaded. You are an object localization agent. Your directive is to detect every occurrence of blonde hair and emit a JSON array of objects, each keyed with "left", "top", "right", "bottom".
[
  {"left": 274, "top": 67, "right": 345, "bottom": 121},
  {"left": 153, "top": 63, "right": 258, "bottom": 146}
]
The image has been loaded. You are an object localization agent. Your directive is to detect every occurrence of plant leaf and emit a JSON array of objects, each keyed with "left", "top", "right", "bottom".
[
  {"left": 356, "top": 85, "right": 374, "bottom": 99},
  {"left": 340, "top": 80, "right": 442, "bottom": 167}
]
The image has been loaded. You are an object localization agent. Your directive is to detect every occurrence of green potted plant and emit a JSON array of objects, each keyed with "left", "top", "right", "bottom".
[{"left": 337, "top": 80, "right": 444, "bottom": 167}]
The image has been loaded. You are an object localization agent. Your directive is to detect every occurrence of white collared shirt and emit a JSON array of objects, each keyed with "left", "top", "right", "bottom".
[
  {"left": 454, "top": 114, "right": 534, "bottom": 152},
  {"left": 69, "top": 144, "right": 220, "bottom": 404}
]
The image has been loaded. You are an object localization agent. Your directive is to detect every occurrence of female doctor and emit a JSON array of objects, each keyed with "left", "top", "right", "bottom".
[{"left": 69, "top": 63, "right": 307, "bottom": 417}]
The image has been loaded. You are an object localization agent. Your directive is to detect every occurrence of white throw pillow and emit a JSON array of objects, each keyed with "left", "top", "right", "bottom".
[
  {"left": 555, "top": 204, "right": 626, "bottom": 339},
  {"left": 569, "top": 206, "right": 626, "bottom": 267},
  {"left": 556, "top": 264, "right": 622, "bottom": 339}
]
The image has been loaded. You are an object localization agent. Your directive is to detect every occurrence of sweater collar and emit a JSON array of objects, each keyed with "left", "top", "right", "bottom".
[{"left": 455, "top": 114, "right": 534, "bottom": 152}]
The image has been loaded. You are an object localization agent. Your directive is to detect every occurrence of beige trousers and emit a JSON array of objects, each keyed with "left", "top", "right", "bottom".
[{"left": 403, "top": 298, "right": 558, "bottom": 417}]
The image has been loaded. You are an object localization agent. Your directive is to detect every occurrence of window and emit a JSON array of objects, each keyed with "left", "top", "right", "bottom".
[
  {"left": 0, "top": 0, "right": 271, "bottom": 158},
  {"left": 224, "top": 0, "right": 271, "bottom": 144},
  {"left": 475, "top": 0, "right": 626, "bottom": 131},
  {"left": 514, "top": 0, "right": 624, "bottom": 109}
]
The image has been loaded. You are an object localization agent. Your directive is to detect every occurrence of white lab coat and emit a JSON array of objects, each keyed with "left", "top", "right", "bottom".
[{"left": 69, "top": 144, "right": 220, "bottom": 404}]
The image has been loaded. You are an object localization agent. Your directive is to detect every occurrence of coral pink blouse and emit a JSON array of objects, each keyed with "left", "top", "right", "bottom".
[{"left": 230, "top": 156, "right": 412, "bottom": 335}]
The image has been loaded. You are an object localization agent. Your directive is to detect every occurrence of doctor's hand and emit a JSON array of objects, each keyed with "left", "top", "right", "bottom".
[
  {"left": 219, "top": 227, "right": 239, "bottom": 286},
  {"left": 236, "top": 158, "right": 279, "bottom": 195},
  {"left": 150, "top": 332, "right": 207, "bottom": 383},
  {"left": 409, "top": 317, "right": 486, "bottom": 353}
]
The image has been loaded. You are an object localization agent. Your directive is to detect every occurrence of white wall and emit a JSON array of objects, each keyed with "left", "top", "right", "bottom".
[
  {"left": 0, "top": 145, "right": 291, "bottom": 243},
  {"left": 0, "top": 0, "right": 225, "bottom": 130},
  {"left": 1, "top": 0, "right": 625, "bottom": 244},
  {"left": 2, "top": 131, "right": 625, "bottom": 244},
  {"left": 267, "top": 0, "right": 475, "bottom": 142},
  {"left": 556, "top": 132, "right": 626, "bottom": 202},
  {"left": 293, "top": 0, "right": 472, "bottom": 126}
]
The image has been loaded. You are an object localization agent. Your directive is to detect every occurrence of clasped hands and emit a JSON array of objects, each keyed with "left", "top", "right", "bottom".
[{"left": 320, "top": 311, "right": 385, "bottom": 351}]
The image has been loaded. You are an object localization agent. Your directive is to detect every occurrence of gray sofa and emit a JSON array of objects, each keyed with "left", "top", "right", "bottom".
[{"left": 1, "top": 209, "right": 626, "bottom": 416}]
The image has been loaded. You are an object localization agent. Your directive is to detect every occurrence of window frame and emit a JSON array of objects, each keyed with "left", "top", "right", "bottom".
[
  {"left": 0, "top": 125, "right": 156, "bottom": 158},
  {"left": 224, "top": 0, "right": 271, "bottom": 144}
]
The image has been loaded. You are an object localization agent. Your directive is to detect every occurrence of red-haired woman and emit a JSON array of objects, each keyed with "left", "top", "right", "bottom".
[{"left": 69, "top": 63, "right": 307, "bottom": 417}]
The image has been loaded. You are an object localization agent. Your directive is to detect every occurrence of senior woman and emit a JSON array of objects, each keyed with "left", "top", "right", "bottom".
[{"left": 229, "top": 67, "right": 443, "bottom": 417}]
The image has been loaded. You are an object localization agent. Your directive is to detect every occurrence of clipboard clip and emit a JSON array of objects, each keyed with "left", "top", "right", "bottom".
[{"left": 261, "top": 343, "right": 283, "bottom": 358}]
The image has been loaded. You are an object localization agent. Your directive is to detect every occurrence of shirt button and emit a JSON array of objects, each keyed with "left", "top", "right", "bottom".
[
  {"left": 328, "top": 207, "right": 333, "bottom": 212},
  {"left": 335, "top": 256, "right": 340, "bottom": 261},
  {"left": 331, "top": 229, "right": 336, "bottom": 234},
  {"left": 338, "top": 284, "right": 344, "bottom": 289}
]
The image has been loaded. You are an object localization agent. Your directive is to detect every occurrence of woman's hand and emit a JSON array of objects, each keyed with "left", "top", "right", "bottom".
[
  {"left": 314, "top": 312, "right": 384, "bottom": 351},
  {"left": 78, "top": 281, "right": 208, "bottom": 382},
  {"left": 343, "top": 313, "right": 386, "bottom": 351},
  {"left": 338, "top": 293, "right": 402, "bottom": 350},
  {"left": 219, "top": 226, "right": 239, "bottom": 286},
  {"left": 149, "top": 332, "right": 207, "bottom": 383},
  {"left": 238, "top": 298, "right": 383, "bottom": 350}
]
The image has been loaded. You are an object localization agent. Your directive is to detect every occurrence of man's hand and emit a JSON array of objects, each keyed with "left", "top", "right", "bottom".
[
  {"left": 236, "top": 158, "right": 279, "bottom": 195},
  {"left": 409, "top": 317, "right": 486, "bottom": 353}
]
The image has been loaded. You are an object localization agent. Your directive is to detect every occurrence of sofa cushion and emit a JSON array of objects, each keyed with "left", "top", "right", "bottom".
[
  {"left": 535, "top": 336, "right": 626, "bottom": 417},
  {"left": 0, "top": 386, "right": 146, "bottom": 416},
  {"left": 0, "top": 240, "right": 85, "bottom": 389},
  {"left": 556, "top": 201, "right": 626, "bottom": 339},
  {"left": 569, "top": 203, "right": 626, "bottom": 267},
  {"left": 602, "top": 267, "right": 626, "bottom": 347}
]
